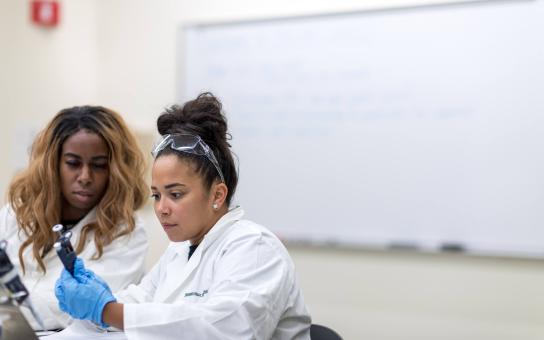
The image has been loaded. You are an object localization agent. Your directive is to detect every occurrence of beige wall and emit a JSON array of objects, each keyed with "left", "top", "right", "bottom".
[
  {"left": 2, "top": 1, "right": 544, "bottom": 339},
  {"left": 0, "top": 0, "right": 99, "bottom": 198}
]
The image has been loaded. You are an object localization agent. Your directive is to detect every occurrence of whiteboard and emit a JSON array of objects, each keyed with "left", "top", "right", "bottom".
[{"left": 181, "top": 0, "right": 544, "bottom": 257}]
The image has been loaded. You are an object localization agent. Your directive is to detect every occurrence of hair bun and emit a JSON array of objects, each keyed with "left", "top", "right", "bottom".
[
  {"left": 156, "top": 107, "right": 184, "bottom": 136},
  {"left": 157, "top": 92, "right": 228, "bottom": 145}
]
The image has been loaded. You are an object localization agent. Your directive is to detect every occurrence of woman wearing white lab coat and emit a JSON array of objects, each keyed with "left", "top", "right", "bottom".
[
  {"left": 1, "top": 106, "right": 149, "bottom": 330},
  {"left": 55, "top": 93, "right": 311, "bottom": 339},
  {"left": 0, "top": 206, "right": 147, "bottom": 330}
]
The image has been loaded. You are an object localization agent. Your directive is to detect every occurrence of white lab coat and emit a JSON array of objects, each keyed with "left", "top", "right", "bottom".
[
  {"left": 116, "top": 206, "right": 311, "bottom": 340},
  {"left": 0, "top": 204, "right": 148, "bottom": 330}
]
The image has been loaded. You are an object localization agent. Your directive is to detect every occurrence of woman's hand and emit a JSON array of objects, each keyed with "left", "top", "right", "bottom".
[{"left": 55, "top": 258, "right": 116, "bottom": 328}]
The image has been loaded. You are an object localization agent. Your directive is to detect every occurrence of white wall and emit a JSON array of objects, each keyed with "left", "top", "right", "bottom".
[{"left": 2, "top": 0, "right": 544, "bottom": 339}]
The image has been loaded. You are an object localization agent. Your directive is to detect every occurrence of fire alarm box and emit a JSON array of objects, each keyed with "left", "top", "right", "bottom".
[{"left": 31, "top": 0, "right": 60, "bottom": 27}]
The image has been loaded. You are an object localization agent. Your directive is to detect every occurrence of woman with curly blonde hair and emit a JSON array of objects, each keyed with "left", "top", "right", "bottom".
[{"left": 0, "top": 106, "right": 149, "bottom": 330}]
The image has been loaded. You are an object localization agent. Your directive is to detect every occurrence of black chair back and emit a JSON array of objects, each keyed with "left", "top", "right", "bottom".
[{"left": 310, "top": 323, "right": 343, "bottom": 340}]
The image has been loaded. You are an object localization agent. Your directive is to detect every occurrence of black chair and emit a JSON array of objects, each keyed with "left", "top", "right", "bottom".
[{"left": 310, "top": 324, "right": 343, "bottom": 340}]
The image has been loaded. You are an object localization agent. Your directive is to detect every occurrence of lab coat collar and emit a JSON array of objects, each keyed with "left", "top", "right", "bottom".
[
  {"left": 74, "top": 207, "right": 98, "bottom": 230},
  {"left": 200, "top": 206, "right": 244, "bottom": 249},
  {"left": 169, "top": 206, "right": 244, "bottom": 258}
]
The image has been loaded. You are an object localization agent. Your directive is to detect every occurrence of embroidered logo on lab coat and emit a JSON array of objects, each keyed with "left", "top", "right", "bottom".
[{"left": 184, "top": 289, "right": 209, "bottom": 297}]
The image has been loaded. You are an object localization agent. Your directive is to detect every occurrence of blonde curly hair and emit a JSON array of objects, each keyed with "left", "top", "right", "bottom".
[{"left": 8, "top": 106, "right": 148, "bottom": 273}]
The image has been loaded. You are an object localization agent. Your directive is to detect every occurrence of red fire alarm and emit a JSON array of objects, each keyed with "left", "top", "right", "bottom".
[{"left": 31, "top": 0, "right": 60, "bottom": 27}]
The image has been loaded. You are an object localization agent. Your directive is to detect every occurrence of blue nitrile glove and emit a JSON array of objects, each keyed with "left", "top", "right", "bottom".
[
  {"left": 72, "top": 257, "right": 111, "bottom": 292},
  {"left": 55, "top": 258, "right": 116, "bottom": 328}
]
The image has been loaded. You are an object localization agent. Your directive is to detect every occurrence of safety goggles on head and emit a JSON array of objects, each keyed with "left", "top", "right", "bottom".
[{"left": 151, "top": 133, "right": 225, "bottom": 183}]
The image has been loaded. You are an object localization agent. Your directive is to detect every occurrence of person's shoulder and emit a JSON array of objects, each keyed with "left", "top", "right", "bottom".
[
  {"left": 228, "top": 219, "right": 274, "bottom": 239},
  {"left": 226, "top": 219, "right": 291, "bottom": 256},
  {"left": 0, "top": 204, "right": 23, "bottom": 243},
  {"left": 111, "top": 211, "right": 148, "bottom": 245},
  {"left": 0, "top": 204, "right": 18, "bottom": 230},
  {"left": 0, "top": 203, "right": 15, "bottom": 217},
  {"left": 132, "top": 212, "right": 147, "bottom": 232},
  {"left": 218, "top": 219, "right": 297, "bottom": 279}
]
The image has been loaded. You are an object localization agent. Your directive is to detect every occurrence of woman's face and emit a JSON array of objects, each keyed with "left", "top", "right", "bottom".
[
  {"left": 151, "top": 154, "right": 217, "bottom": 244},
  {"left": 60, "top": 129, "right": 110, "bottom": 220}
]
